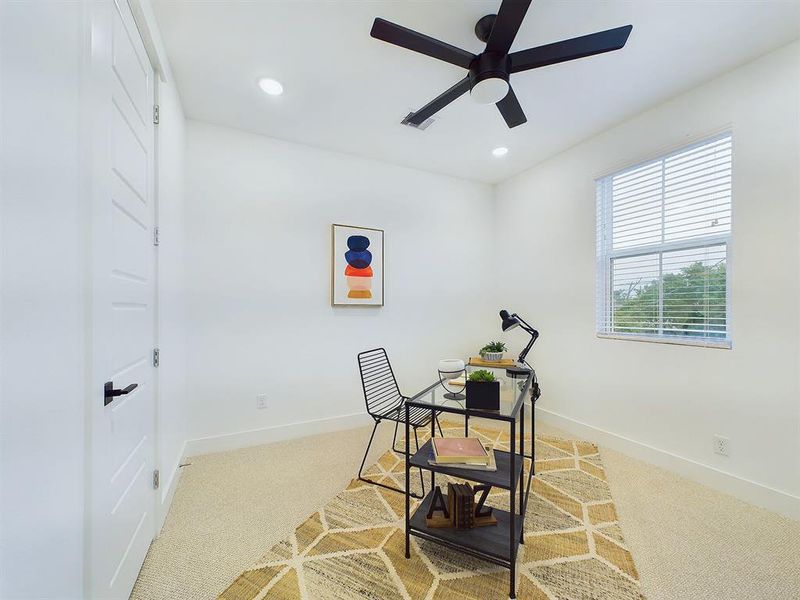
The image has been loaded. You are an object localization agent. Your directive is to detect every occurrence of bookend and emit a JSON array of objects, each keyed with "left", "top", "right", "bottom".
[
  {"left": 425, "top": 483, "right": 498, "bottom": 529},
  {"left": 426, "top": 486, "right": 450, "bottom": 519},
  {"left": 473, "top": 483, "right": 493, "bottom": 518}
]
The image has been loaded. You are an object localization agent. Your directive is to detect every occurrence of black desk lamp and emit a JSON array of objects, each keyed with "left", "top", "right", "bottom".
[
  {"left": 499, "top": 309, "right": 539, "bottom": 367},
  {"left": 500, "top": 309, "right": 541, "bottom": 401}
]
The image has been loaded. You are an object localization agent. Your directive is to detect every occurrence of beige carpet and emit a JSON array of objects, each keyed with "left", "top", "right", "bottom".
[
  {"left": 217, "top": 421, "right": 642, "bottom": 599},
  {"left": 601, "top": 448, "right": 800, "bottom": 599},
  {"left": 131, "top": 418, "right": 800, "bottom": 600}
]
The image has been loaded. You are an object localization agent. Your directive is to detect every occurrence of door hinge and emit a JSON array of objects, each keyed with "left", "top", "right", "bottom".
[
  {"left": 153, "top": 348, "right": 160, "bottom": 368},
  {"left": 153, "top": 104, "right": 160, "bottom": 125},
  {"left": 153, "top": 469, "right": 160, "bottom": 490},
  {"left": 153, "top": 226, "right": 160, "bottom": 246}
]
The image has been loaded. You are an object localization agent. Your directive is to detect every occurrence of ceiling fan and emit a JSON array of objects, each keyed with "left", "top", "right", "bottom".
[{"left": 370, "top": 0, "right": 633, "bottom": 129}]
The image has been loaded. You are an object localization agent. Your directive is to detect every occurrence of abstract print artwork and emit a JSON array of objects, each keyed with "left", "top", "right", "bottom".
[{"left": 331, "top": 224, "right": 384, "bottom": 306}]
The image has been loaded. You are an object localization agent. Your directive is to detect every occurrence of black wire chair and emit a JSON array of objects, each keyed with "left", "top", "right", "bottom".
[{"left": 356, "top": 348, "right": 443, "bottom": 499}]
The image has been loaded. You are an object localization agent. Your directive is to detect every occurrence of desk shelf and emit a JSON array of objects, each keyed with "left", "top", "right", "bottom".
[
  {"left": 409, "top": 490, "right": 523, "bottom": 566},
  {"left": 409, "top": 441, "right": 524, "bottom": 490}
]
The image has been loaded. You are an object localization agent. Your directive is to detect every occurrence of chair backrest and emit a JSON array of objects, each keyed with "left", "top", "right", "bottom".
[{"left": 357, "top": 348, "right": 404, "bottom": 418}]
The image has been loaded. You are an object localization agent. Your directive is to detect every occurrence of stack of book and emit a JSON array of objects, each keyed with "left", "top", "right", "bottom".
[
  {"left": 447, "top": 483, "right": 474, "bottom": 529},
  {"left": 428, "top": 437, "right": 497, "bottom": 472}
]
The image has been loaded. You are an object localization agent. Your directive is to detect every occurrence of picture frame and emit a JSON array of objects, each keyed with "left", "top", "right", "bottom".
[{"left": 331, "top": 224, "right": 384, "bottom": 306}]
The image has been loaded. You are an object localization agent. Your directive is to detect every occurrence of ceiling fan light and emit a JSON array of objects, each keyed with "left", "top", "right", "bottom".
[{"left": 470, "top": 77, "right": 509, "bottom": 104}]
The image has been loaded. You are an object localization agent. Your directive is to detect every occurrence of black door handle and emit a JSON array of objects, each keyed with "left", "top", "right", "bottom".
[{"left": 104, "top": 381, "right": 139, "bottom": 406}]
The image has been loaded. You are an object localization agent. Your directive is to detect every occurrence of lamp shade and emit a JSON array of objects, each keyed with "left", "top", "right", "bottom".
[{"left": 499, "top": 309, "right": 520, "bottom": 331}]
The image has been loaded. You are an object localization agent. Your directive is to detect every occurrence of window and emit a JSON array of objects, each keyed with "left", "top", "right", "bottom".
[{"left": 596, "top": 133, "right": 732, "bottom": 347}]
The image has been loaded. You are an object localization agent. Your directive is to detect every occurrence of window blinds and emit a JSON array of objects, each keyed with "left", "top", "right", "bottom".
[{"left": 596, "top": 133, "right": 731, "bottom": 345}]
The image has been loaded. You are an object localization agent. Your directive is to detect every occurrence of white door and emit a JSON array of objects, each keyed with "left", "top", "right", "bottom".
[{"left": 88, "top": 1, "right": 157, "bottom": 598}]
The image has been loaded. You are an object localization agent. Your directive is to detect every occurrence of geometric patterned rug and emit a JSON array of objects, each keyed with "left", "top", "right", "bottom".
[{"left": 219, "top": 419, "right": 644, "bottom": 600}]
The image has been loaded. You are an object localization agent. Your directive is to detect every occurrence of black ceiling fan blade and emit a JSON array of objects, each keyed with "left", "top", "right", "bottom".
[
  {"left": 371, "top": 18, "right": 475, "bottom": 70},
  {"left": 485, "top": 0, "right": 532, "bottom": 54},
  {"left": 404, "top": 77, "right": 471, "bottom": 126},
  {"left": 496, "top": 87, "right": 527, "bottom": 128},
  {"left": 509, "top": 25, "right": 633, "bottom": 73}
]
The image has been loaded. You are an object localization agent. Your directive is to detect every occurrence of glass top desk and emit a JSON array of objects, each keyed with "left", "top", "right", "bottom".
[{"left": 401, "top": 369, "right": 535, "bottom": 599}]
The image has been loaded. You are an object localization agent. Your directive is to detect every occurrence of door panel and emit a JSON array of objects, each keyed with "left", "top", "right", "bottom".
[
  {"left": 111, "top": 10, "right": 148, "bottom": 124},
  {"left": 111, "top": 101, "right": 148, "bottom": 201},
  {"left": 90, "top": 0, "right": 156, "bottom": 598},
  {"left": 111, "top": 201, "right": 149, "bottom": 283}
]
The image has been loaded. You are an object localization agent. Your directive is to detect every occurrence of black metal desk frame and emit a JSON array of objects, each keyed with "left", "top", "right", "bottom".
[{"left": 403, "top": 372, "right": 535, "bottom": 599}]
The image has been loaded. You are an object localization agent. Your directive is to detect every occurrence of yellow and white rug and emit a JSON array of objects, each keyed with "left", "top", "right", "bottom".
[{"left": 219, "top": 421, "right": 643, "bottom": 600}]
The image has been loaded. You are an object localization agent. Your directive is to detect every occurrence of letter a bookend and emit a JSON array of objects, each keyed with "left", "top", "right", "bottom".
[{"left": 425, "top": 486, "right": 452, "bottom": 528}]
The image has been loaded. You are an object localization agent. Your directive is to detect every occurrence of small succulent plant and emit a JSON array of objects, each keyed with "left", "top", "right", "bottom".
[
  {"left": 468, "top": 369, "right": 496, "bottom": 383},
  {"left": 479, "top": 341, "right": 507, "bottom": 356}
]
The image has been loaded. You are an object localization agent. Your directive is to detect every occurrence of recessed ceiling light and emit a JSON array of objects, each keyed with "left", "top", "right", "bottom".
[
  {"left": 258, "top": 78, "right": 284, "bottom": 96},
  {"left": 492, "top": 147, "right": 509, "bottom": 157}
]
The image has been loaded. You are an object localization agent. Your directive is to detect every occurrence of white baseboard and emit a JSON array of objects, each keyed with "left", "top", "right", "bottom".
[
  {"left": 535, "top": 406, "right": 800, "bottom": 521},
  {"left": 183, "top": 411, "right": 373, "bottom": 457}
]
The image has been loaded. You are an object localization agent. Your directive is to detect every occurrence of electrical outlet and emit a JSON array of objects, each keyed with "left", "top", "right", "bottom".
[
  {"left": 713, "top": 434, "right": 730, "bottom": 457},
  {"left": 256, "top": 394, "right": 268, "bottom": 410}
]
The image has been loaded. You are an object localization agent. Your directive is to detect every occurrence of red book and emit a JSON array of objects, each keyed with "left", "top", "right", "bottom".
[{"left": 432, "top": 437, "right": 490, "bottom": 464}]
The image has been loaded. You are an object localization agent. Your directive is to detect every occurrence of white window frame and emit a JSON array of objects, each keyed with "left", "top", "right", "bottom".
[{"left": 595, "top": 132, "right": 733, "bottom": 349}]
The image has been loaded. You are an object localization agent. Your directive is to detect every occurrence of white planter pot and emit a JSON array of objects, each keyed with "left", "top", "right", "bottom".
[{"left": 481, "top": 352, "right": 504, "bottom": 362}]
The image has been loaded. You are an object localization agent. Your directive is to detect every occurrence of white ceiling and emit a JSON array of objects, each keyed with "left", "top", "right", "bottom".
[{"left": 152, "top": 0, "right": 800, "bottom": 184}]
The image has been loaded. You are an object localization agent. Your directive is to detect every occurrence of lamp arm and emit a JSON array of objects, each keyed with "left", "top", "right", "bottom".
[
  {"left": 517, "top": 330, "right": 539, "bottom": 365},
  {"left": 510, "top": 312, "right": 539, "bottom": 365},
  {"left": 512, "top": 312, "right": 536, "bottom": 333}
]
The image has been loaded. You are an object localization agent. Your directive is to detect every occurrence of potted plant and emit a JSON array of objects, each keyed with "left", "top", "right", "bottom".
[
  {"left": 479, "top": 341, "right": 507, "bottom": 362},
  {"left": 466, "top": 369, "right": 500, "bottom": 410}
]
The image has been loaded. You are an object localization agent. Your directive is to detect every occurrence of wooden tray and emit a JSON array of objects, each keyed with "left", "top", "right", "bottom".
[{"left": 468, "top": 356, "right": 517, "bottom": 368}]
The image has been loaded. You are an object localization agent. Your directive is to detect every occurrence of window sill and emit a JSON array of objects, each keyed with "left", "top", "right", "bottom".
[{"left": 596, "top": 332, "right": 732, "bottom": 350}]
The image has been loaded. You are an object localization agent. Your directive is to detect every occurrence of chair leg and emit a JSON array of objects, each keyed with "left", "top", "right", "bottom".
[
  {"left": 391, "top": 419, "right": 401, "bottom": 454},
  {"left": 358, "top": 419, "right": 424, "bottom": 499},
  {"left": 357, "top": 420, "right": 380, "bottom": 482}
]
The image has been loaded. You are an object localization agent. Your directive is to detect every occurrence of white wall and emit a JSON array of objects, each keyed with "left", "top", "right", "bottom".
[
  {"left": 495, "top": 42, "right": 800, "bottom": 517},
  {"left": 184, "top": 121, "right": 497, "bottom": 451},
  {"left": 0, "top": 2, "right": 87, "bottom": 597}
]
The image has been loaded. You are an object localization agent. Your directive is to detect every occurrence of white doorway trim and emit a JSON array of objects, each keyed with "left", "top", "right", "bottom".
[{"left": 127, "top": 0, "right": 179, "bottom": 533}]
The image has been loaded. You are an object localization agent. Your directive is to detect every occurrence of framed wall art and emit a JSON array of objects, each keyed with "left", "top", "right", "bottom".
[{"left": 331, "top": 224, "right": 384, "bottom": 306}]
